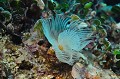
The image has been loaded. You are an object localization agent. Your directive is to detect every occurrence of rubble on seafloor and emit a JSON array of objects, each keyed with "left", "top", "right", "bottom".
[
  {"left": 0, "top": 34, "right": 73, "bottom": 79},
  {"left": 0, "top": 31, "right": 120, "bottom": 79}
]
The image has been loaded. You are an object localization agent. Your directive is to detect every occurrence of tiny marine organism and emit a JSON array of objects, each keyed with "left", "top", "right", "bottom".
[{"left": 40, "top": 14, "right": 93, "bottom": 65}]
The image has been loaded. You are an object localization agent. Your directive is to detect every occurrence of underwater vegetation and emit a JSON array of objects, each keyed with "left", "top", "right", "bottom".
[{"left": 0, "top": 0, "right": 120, "bottom": 79}]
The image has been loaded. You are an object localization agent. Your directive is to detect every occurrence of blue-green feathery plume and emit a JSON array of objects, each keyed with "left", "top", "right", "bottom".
[{"left": 40, "top": 14, "right": 93, "bottom": 65}]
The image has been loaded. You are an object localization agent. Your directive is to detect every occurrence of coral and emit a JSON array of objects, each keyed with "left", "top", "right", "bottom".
[{"left": 0, "top": 0, "right": 120, "bottom": 79}]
